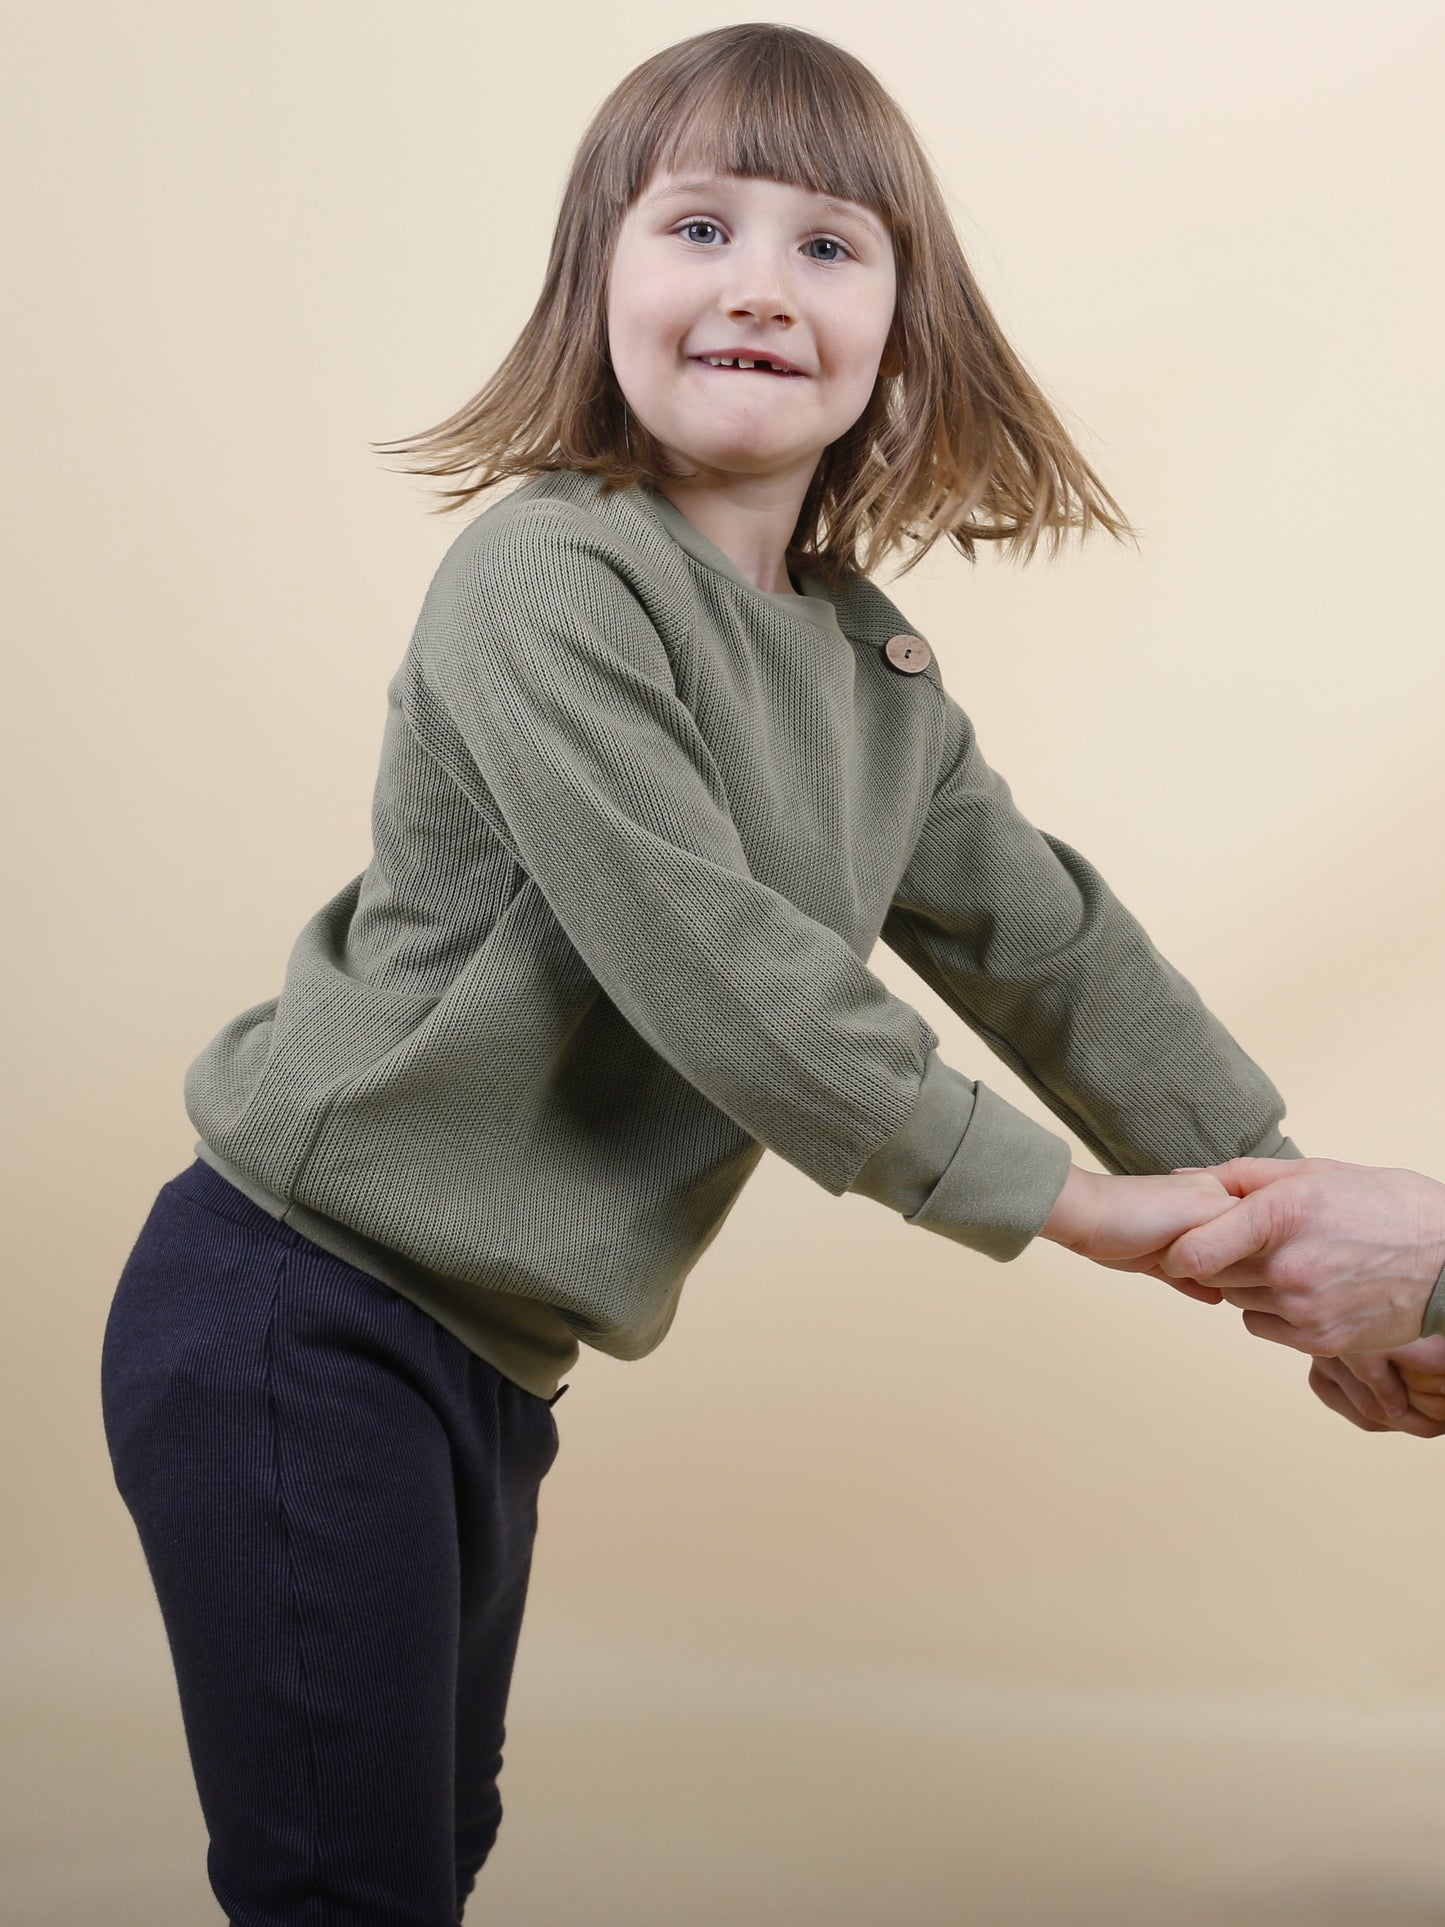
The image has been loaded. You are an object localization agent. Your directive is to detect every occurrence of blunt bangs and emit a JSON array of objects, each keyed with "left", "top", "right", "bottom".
[{"left": 617, "top": 53, "right": 904, "bottom": 246}]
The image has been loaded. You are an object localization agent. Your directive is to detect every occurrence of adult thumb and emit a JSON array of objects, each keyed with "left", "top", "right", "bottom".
[
  {"left": 1159, "top": 1192, "right": 1272, "bottom": 1283},
  {"left": 1206, "top": 1156, "right": 1301, "bottom": 1199}
]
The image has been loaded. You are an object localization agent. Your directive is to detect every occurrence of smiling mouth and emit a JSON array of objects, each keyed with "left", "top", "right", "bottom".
[{"left": 691, "top": 356, "right": 806, "bottom": 378}]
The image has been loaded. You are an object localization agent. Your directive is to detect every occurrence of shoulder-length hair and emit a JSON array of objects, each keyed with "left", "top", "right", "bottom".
[{"left": 372, "top": 23, "right": 1137, "bottom": 587}]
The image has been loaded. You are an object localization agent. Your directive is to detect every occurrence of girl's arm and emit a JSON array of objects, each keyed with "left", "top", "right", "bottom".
[
  {"left": 880, "top": 687, "right": 1298, "bottom": 1181},
  {"left": 419, "top": 503, "right": 1078, "bottom": 1262}
]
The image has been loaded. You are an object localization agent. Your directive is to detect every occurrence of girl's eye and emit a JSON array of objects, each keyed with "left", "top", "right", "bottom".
[{"left": 674, "top": 220, "right": 854, "bottom": 262}]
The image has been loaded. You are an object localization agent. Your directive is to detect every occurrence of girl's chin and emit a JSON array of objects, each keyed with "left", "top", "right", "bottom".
[{"left": 660, "top": 424, "right": 813, "bottom": 468}]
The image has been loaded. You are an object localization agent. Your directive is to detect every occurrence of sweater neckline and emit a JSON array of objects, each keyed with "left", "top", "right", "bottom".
[{"left": 636, "top": 485, "right": 845, "bottom": 637}]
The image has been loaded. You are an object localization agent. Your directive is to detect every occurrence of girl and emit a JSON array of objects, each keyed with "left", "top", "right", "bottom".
[{"left": 101, "top": 24, "right": 1299, "bottom": 1925}]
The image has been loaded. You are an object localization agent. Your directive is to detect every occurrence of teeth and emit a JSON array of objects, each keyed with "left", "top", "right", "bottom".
[{"left": 704, "top": 356, "right": 781, "bottom": 372}]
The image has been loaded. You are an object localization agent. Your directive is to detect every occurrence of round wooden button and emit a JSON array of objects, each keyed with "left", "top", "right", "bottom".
[{"left": 883, "top": 633, "right": 931, "bottom": 674}]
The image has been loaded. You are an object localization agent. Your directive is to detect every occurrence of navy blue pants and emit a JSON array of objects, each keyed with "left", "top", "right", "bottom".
[{"left": 100, "top": 1157, "right": 563, "bottom": 1926}]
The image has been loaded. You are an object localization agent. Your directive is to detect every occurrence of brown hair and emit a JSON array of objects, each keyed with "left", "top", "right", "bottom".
[{"left": 372, "top": 23, "right": 1137, "bottom": 587}]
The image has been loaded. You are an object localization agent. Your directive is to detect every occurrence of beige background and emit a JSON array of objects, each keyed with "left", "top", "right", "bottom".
[{"left": 5, "top": 3, "right": 1444, "bottom": 1923}]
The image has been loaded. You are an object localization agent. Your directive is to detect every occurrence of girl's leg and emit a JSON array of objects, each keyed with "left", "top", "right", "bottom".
[
  {"left": 451, "top": 1380, "right": 558, "bottom": 1918},
  {"left": 100, "top": 1159, "right": 559, "bottom": 1927}
]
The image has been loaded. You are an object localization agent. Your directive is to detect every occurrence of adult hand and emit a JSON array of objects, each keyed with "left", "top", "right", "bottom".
[
  {"left": 1158, "top": 1158, "right": 1445, "bottom": 1356},
  {"left": 1308, "top": 1336, "right": 1445, "bottom": 1439}
]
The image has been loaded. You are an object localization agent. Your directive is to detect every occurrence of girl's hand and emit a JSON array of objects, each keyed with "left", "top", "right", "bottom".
[{"left": 1040, "top": 1167, "right": 1235, "bottom": 1299}]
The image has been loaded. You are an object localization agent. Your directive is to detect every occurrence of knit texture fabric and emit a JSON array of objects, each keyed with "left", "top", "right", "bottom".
[{"left": 186, "top": 468, "right": 1296, "bottom": 1397}]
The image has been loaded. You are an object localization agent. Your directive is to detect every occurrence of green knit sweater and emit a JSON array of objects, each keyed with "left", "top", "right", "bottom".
[{"left": 186, "top": 467, "right": 1297, "bottom": 1398}]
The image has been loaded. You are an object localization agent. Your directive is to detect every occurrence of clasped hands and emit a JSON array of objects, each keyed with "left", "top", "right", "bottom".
[{"left": 1041, "top": 1158, "right": 1445, "bottom": 1437}]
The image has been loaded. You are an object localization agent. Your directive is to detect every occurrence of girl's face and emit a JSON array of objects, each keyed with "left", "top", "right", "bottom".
[{"left": 606, "top": 168, "right": 898, "bottom": 491}]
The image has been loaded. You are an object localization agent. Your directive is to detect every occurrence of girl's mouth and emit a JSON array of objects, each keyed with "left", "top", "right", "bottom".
[{"left": 690, "top": 356, "right": 805, "bottom": 378}]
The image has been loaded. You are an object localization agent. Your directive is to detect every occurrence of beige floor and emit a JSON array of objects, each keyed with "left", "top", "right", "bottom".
[{"left": 7, "top": 1617, "right": 1444, "bottom": 1927}]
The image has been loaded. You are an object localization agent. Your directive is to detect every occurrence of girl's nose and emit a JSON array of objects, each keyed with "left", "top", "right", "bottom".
[
  {"left": 723, "top": 301, "right": 796, "bottom": 330},
  {"left": 721, "top": 283, "right": 796, "bottom": 328},
  {"left": 716, "top": 247, "right": 796, "bottom": 324}
]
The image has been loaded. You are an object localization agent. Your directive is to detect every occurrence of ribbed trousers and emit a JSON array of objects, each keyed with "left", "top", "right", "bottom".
[{"left": 99, "top": 1157, "right": 563, "bottom": 1926}]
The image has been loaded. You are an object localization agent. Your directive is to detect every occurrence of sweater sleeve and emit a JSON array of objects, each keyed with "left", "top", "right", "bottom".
[
  {"left": 418, "top": 504, "right": 1072, "bottom": 1257},
  {"left": 878, "top": 686, "right": 1300, "bottom": 1180}
]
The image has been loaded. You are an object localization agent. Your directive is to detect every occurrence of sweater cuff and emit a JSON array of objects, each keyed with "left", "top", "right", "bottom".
[
  {"left": 1246, "top": 1124, "right": 1304, "bottom": 1160},
  {"left": 907, "top": 1081, "right": 1073, "bottom": 1260},
  {"left": 848, "top": 1052, "right": 1072, "bottom": 1262},
  {"left": 848, "top": 1050, "right": 979, "bottom": 1216}
]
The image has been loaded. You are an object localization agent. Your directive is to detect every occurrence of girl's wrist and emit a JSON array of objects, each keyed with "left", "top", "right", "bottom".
[{"left": 1040, "top": 1165, "right": 1096, "bottom": 1250}]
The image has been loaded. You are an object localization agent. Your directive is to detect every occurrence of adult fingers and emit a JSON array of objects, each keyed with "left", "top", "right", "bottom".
[
  {"left": 1338, "top": 1352, "right": 1409, "bottom": 1421},
  {"left": 1169, "top": 1279, "right": 1226, "bottom": 1306},
  {"left": 1381, "top": 1405, "right": 1445, "bottom": 1439},
  {"left": 1315, "top": 1355, "right": 1390, "bottom": 1424},
  {"left": 1213, "top": 1283, "right": 1282, "bottom": 1314},
  {"left": 1159, "top": 1194, "right": 1272, "bottom": 1285},
  {"left": 1391, "top": 1336, "right": 1445, "bottom": 1381},
  {"left": 1207, "top": 1157, "right": 1309, "bottom": 1199},
  {"left": 1399, "top": 1367, "right": 1445, "bottom": 1396},
  {"left": 1134, "top": 1259, "right": 1225, "bottom": 1304},
  {"left": 1308, "top": 1361, "right": 1387, "bottom": 1431},
  {"left": 1311, "top": 1358, "right": 1445, "bottom": 1437},
  {"left": 1399, "top": 1383, "right": 1445, "bottom": 1421},
  {"left": 1159, "top": 1274, "right": 1226, "bottom": 1306},
  {"left": 1240, "top": 1309, "right": 1321, "bottom": 1352}
]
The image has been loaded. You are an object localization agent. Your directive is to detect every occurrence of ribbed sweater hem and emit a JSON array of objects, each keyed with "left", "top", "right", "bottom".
[{"left": 190, "top": 1140, "right": 579, "bottom": 1400}]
